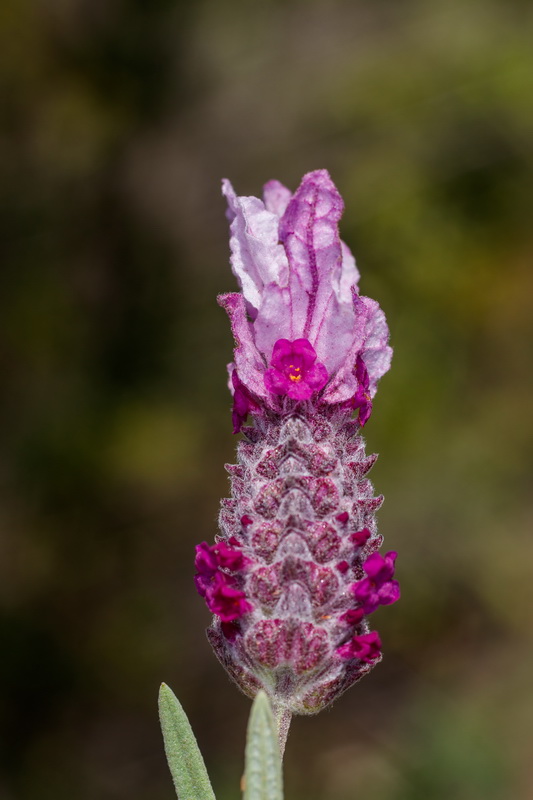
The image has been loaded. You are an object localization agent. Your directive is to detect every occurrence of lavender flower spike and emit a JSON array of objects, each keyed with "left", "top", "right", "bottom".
[{"left": 196, "top": 170, "right": 397, "bottom": 724}]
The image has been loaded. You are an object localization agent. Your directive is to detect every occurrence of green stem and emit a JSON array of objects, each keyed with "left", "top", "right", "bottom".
[{"left": 272, "top": 705, "right": 292, "bottom": 759}]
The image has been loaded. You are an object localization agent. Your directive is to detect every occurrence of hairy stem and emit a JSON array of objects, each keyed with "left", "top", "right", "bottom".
[{"left": 272, "top": 705, "right": 292, "bottom": 758}]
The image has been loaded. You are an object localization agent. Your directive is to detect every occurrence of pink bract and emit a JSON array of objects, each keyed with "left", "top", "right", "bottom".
[{"left": 219, "top": 170, "right": 392, "bottom": 431}]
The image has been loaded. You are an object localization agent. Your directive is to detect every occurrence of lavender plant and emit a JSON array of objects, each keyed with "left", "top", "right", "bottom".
[{"left": 160, "top": 170, "right": 399, "bottom": 798}]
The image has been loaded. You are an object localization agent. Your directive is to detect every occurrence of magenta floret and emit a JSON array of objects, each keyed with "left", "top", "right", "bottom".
[
  {"left": 337, "top": 631, "right": 382, "bottom": 663},
  {"left": 347, "top": 356, "right": 373, "bottom": 427},
  {"left": 193, "top": 542, "right": 219, "bottom": 597},
  {"left": 231, "top": 370, "right": 261, "bottom": 434},
  {"left": 194, "top": 540, "right": 251, "bottom": 610},
  {"left": 206, "top": 573, "right": 252, "bottom": 622},
  {"left": 264, "top": 338, "right": 328, "bottom": 400},
  {"left": 352, "top": 551, "right": 400, "bottom": 614},
  {"left": 350, "top": 527, "right": 372, "bottom": 547}
]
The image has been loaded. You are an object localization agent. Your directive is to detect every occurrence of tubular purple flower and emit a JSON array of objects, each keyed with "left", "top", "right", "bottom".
[
  {"left": 336, "top": 631, "right": 382, "bottom": 663},
  {"left": 264, "top": 338, "right": 328, "bottom": 400},
  {"left": 195, "top": 170, "right": 398, "bottom": 718},
  {"left": 352, "top": 551, "right": 401, "bottom": 614}
]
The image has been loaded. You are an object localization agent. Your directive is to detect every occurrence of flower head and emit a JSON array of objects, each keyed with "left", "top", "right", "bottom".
[{"left": 195, "top": 172, "right": 398, "bottom": 717}]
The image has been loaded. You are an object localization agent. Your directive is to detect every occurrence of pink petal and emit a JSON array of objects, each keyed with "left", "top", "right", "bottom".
[
  {"left": 305, "top": 362, "right": 329, "bottom": 392},
  {"left": 264, "top": 368, "right": 290, "bottom": 396},
  {"left": 363, "top": 552, "right": 389, "bottom": 580},
  {"left": 285, "top": 379, "right": 315, "bottom": 400},
  {"left": 279, "top": 170, "right": 345, "bottom": 342},
  {"left": 222, "top": 179, "right": 289, "bottom": 315},
  {"left": 278, "top": 171, "right": 361, "bottom": 377},
  {"left": 322, "top": 293, "right": 391, "bottom": 405},
  {"left": 252, "top": 283, "right": 292, "bottom": 361},
  {"left": 359, "top": 297, "right": 393, "bottom": 397},
  {"left": 218, "top": 293, "right": 270, "bottom": 403},
  {"left": 263, "top": 179, "right": 292, "bottom": 217},
  {"left": 378, "top": 580, "right": 401, "bottom": 605},
  {"left": 321, "top": 295, "right": 370, "bottom": 404},
  {"left": 270, "top": 338, "right": 294, "bottom": 368},
  {"left": 340, "top": 241, "right": 360, "bottom": 299},
  {"left": 291, "top": 338, "right": 320, "bottom": 369}
]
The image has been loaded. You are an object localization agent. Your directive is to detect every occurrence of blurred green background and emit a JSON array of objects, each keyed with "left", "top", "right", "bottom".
[{"left": 1, "top": 0, "right": 532, "bottom": 798}]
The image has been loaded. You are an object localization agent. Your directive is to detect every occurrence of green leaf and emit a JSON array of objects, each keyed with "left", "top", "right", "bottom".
[
  {"left": 243, "top": 691, "right": 284, "bottom": 800},
  {"left": 158, "top": 682, "right": 216, "bottom": 800}
]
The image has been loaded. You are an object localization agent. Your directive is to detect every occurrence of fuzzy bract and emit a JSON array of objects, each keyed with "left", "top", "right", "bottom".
[
  {"left": 195, "top": 171, "right": 398, "bottom": 716},
  {"left": 219, "top": 170, "right": 392, "bottom": 428}
]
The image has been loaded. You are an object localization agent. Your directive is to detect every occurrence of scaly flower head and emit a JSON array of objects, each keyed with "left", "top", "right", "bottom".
[{"left": 195, "top": 170, "right": 398, "bottom": 717}]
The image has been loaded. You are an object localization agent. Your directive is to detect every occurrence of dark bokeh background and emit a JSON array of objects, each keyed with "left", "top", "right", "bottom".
[{"left": 1, "top": 1, "right": 532, "bottom": 798}]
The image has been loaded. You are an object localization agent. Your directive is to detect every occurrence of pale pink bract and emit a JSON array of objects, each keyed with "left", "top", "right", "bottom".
[{"left": 219, "top": 170, "right": 392, "bottom": 428}]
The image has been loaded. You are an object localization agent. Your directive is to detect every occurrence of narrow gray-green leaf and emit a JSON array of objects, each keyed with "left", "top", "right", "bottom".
[
  {"left": 158, "top": 683, "right": 216, "bottom": 800},
  {"left": 243, "top": 691, "right": 283, "bottom": 800}
]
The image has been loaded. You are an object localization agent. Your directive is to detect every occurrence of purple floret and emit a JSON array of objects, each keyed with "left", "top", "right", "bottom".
[
  {"left": 337, "top": 631, "right": 382, "bottom": 663},
  {"left": 352, "top": 551, "right": 400, "bottom": 614},
  {"left": 264, "top": 338, "right": 328, "bottom": 400},
  {"left": 206, "top": 573, "right": 252, "bottom": 622}
]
